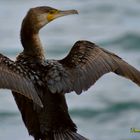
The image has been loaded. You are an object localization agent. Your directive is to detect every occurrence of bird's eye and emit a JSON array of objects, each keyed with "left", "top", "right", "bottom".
[{"left": 49, "top": 10, "right": 56, "bottom": 14}]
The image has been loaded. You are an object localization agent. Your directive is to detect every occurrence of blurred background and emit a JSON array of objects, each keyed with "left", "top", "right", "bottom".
[{"left": 0, "top": 0, "right": 140, "bottom": 140}]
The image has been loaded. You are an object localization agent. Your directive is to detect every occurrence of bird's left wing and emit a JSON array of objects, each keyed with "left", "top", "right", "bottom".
[
  {"left": 46, "top": 40, "right": 140, "bottom": 94},
  {"left": 0, "top": 54, "right": 43, "bottom": 107}
]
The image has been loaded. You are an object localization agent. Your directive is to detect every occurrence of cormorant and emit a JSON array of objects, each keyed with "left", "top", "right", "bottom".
[{"left": 0, "top": 6, "right": 140, "bottom": 140}]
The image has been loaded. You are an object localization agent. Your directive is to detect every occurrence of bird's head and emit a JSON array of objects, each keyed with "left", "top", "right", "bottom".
[{"left": 23, "top": 6, "right": 78, "bottom": 32}]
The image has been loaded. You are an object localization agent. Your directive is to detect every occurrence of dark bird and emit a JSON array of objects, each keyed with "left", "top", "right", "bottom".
[{"left": 0, "top": 6, "right": 140, "bottom": 140}]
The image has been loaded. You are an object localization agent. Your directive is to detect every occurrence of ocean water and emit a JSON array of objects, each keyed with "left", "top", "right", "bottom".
[{"left": 0, "top": 0, "right": 140, "bottom": 140}]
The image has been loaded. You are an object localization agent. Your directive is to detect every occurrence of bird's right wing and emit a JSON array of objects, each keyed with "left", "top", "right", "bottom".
[
  {"left": 46, "top": 40, "right": 140, "bottom": 95},
  {"left": 0, "top": 54, "right": 43, "bottom": 107}
]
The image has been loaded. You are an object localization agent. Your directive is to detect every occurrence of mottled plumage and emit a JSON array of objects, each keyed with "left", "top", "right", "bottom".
[
  {"left": 0, "top": 54, "right": 42, "bottom": 107},
  {"left": 0, "top": 6, "right": 140, "bottom": 140}
]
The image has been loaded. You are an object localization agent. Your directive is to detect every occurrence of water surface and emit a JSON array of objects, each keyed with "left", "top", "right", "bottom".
[{"left": 0, "top": 0, "right": 140, "bottom": 140}]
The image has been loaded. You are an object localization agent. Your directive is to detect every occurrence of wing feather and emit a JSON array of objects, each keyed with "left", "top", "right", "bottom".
[
  {"left": 46, "top": 40, "right": 140, "bottom": 94},
  {"left": 0, "top": 54, "right": 43, "bottom": 107}
]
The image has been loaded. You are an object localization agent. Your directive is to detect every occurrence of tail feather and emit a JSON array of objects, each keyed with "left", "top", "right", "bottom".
[
  {"left": 54, "top": 131, "right": 64, "bottom": 140},
  {"left": 53, "top": 130, "right": 89, "bottom": 140}
]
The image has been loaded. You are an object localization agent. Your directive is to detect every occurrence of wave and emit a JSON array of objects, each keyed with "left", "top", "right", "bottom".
[
  {"left": 0, "top": 112, "right": 18, "bottom": 120},
  {"left": 100, "top": 33, "right": 140, "bottom": 51},
  {"left": 70, "top": 101, "right": 140, "bottom": 118}
]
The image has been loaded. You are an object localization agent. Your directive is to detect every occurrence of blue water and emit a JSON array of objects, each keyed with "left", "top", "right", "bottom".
[{"left": 0, "top": 0, "right": 140, "bottom": 140}]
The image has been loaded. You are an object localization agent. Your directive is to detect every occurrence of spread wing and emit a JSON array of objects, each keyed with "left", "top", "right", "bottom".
[
  {"left": 46, "top": 40, "right": 140, "bottom": 94},
  {"left": 0, "top": 54, "right": 43, "bottom": 107}
]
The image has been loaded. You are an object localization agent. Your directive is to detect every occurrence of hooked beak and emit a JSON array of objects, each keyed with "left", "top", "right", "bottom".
[
  {"left": 57, "top": 9, "right": 78, "bottom": 18},
  {"left": 47, "top": 9, "right": 78, "bottom": 22}
]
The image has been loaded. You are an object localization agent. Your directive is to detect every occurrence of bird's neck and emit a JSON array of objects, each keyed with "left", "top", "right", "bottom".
[{"left": 20, "top": 21, "right": 45, "bottom": 60}]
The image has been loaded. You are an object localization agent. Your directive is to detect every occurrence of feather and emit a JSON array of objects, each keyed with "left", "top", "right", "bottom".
[{"left": 0, "top": 54, "right": 43, "bottom": 107}]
